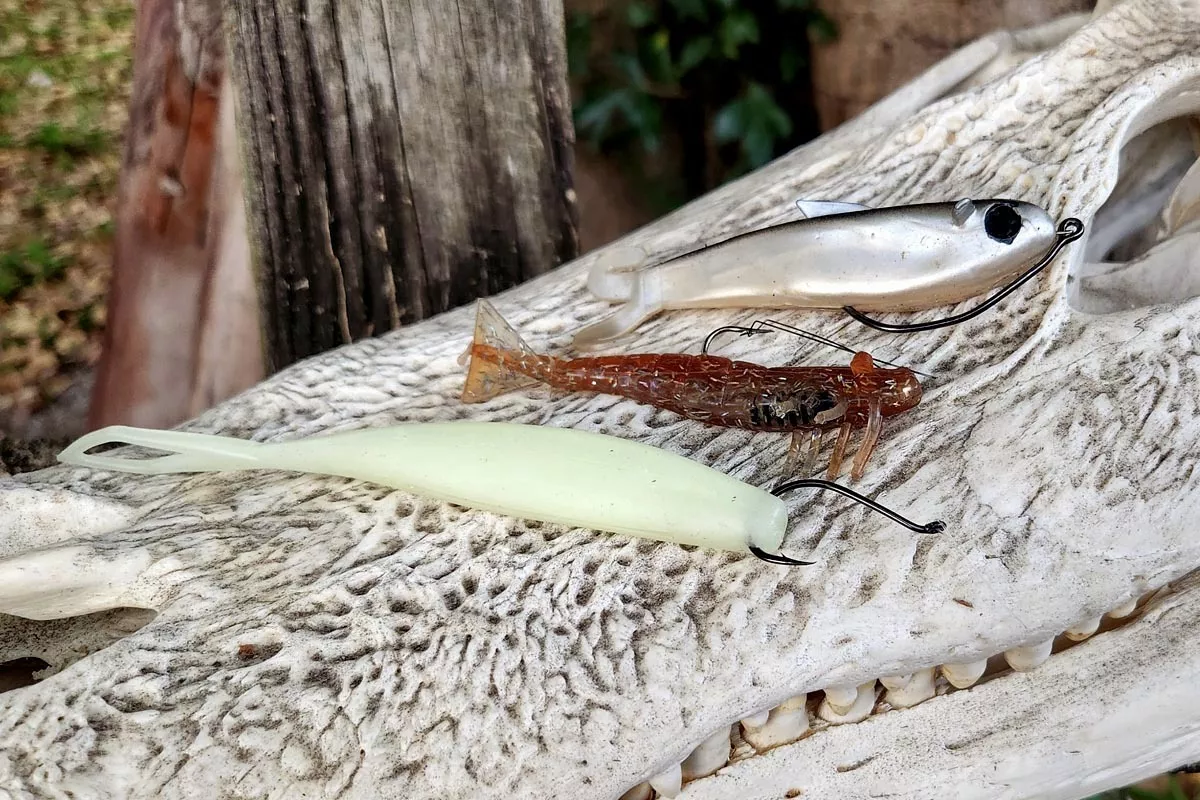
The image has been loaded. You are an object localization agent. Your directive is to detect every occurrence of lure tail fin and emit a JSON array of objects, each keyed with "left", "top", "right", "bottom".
[
  {"left": 57, "top": 425, "right": 264, "bottom": 475},
  {"left": 571, "top": 272, "right": 665, "bottom": 350},
  {"left": 459, "top": 300, "right": 543, "bottom": 403}
]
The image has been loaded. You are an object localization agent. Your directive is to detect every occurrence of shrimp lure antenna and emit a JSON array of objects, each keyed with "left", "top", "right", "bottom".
[{"left": 842, "top": 217, "right": 1085, "bottom": 333}]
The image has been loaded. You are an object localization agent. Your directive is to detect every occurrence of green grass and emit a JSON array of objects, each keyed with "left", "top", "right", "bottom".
[
  {"left": 0, "top": 239, "right": 67, "bottom": 301},
  {"left": 1090, "top": 776, "right": 1195, "bottom": 800}
]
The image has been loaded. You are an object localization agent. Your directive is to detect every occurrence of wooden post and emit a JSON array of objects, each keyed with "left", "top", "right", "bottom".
[
  {"left": 810, "top": 0, "right": 1095, "bottom": 130},
  {"left": 89, "top": 0, "right": 261, "bottom": 430},
  {"left": 225, "top": 0, "right": 579, "bottom": 372}
]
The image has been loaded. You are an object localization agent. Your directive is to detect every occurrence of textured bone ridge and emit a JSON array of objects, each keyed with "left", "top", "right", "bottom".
[{"left": 4, "top": 2, "right": 1200, "bottom": 799}]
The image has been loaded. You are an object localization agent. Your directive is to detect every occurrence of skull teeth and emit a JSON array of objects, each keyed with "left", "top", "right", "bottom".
[
  {"left": 740, "top": 694, "right": 810, "bottom": 750},
  {"left": 623, "top": 585, "right": 1163, "bottom": 799},
  {"left": 941, "top": 659, "right": 987, "bottom": 689},
  {"left": 818, "top": 680, "right": 877, "bottom": 724},
  {"left": 882, "top": 667, "right": 937, "bottom": 708},
  {"left": 1065, "top": 616, "right": 1102, "bottom": 641},
  {"left": 680, "top": 726, "right": 733, "bottom": 782},
  {"left": 1004, "top": 638, "right": 1054, "bottom": 671},
  {"left": 648, "top": 763, "right": 682, "bottom": 798}
]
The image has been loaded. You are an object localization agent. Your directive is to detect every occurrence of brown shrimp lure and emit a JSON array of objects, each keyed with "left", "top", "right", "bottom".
[{"left": 459, "top": 300, "right": 923, "bottom": 481}]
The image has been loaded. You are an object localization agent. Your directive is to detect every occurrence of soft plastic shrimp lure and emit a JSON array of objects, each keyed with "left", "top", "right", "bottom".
[
  {"left": 57, "top": 423, "right": 943, "bottom": 567},
  {"left": 574, "top": 198, "right": 1064, "bottom": 347},
  {"left": 460, "top": 300, "right": 923, "bottom": 481}
]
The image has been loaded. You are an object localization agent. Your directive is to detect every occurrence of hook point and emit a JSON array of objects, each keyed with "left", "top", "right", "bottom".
[{"left": 748, "top": 544, "right": 815, "bottom": 566}]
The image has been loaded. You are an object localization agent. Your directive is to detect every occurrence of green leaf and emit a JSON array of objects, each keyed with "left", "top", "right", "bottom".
[
  {"left": 776, "top": 0, "right": 813, "bottom": 9},
  {"left": 678, "top": 37, "right": 712, "bottom": 73},
  {"left": 627, "top": 1, "right": 656, "bottom": 29},
  {"left": 611, "top": 50, "right": 649, "bottom": 88},
  {"left": 575, "top": 91, "right": 627, "bottom": 143},
  {"left": 712, "top": 100, "right": 746, "bottom": 144},
  {"left": 565, "top": 12, "right": 592, "bottom": 78},
  {"left": 575, "top": 87, "right": 663, "bottom": 152},
  {"left": 719, "top": 10, "right": 760, "bottom": 60},
  {"left": 779, "top": 46, "right": 805, "bottom": 82},
  {"left": 715, "top": 83, "right": 793, "bottom": 168},
  {"left": 743, "top": 127, "right": 774, "bottom": 168},
  {"left": 0, "top": 257, "right": 21, "bottom": 301},
  {"left": 667, "top": 0, "right": 709, "bottom": 21},
  {"left": 808, "top": 13, "right": 838, "bottom": 44},
  {"left": 644, "top": 28, "right": 676, "bottom": 83}
]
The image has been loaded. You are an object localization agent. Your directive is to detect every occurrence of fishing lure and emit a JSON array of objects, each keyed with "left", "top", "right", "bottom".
[
  {"left": 56, "top": 423, "right": 943, "bottom": 566},
  {"left": 574, "top": 198, "right": 1059, "bottom": 346},
  {"left": 460, "top": 300, "right": 922, "bottom": 481}
]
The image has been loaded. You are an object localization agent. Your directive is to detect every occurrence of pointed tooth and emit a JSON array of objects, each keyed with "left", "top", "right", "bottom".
[
  {"left": 884, "top": 667, "right": 936, "bottom": 708},
  {"left": 1065, "top": 616, "right": 1102, "bottom": 641},
  {"left": 741, "top": 709, "right": 770, "bottom": 729},
  {"left": 1004, "top": 638, "right": 1053, "bottom": 671},
  {"left": 821, "top": 684, "right": 859, "bottom": 715},
  {"left": 818, "top": 680, "right": 877, "bottom": 724},
  {"left": 941, "top": 659, "right": 987, "bottom": 689},
  {"left": 620, "top": 784, "right": 653, "bottom": 800},
  {"left": 878, "top": 674, "right": 911, "bottom": 691},
  {"left": 741, "top": 694, "right": 809, "bottom": 750},
  {"left": 681, "top": 726, "right": 732, "bottom": 782},
  {"left": 649, "top": 763, "right": 682, "bottom": 798},
  {"left": 1108, "top": 597, "right": 1138, "bottom": 619}
]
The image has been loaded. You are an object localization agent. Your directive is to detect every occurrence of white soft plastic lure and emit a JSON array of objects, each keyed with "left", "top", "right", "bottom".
[
  {"left": 58, "top": 422, "right": 797, "bottom": 559},
  {"left": 57, "top": 423, "right": 941, "bottom": 565},
  {"left": 575, "top": 198, "right": 1058, "bottom": 347}
]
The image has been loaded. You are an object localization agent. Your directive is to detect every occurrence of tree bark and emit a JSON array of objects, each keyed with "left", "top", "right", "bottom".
[
  {"left": 810, "top": 0, "right": 1095, "bottom": 131},
  {"left": 225, "top": 0, "right": 579, "bottom": 372},
  {"left": 89, "top": 0, "right": 261, "bottom": 430}
]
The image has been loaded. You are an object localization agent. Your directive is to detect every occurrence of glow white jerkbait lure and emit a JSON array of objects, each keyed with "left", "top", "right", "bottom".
[
  {"left": 57, "top": 423, "right": 942, "bottom": 566},
  {"left": 575, "top": 198, "right": 1059, "bottom": 346}
]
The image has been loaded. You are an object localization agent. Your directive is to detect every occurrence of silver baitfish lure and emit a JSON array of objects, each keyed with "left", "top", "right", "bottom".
[{"left": 574, "top": 198, "right": 1059, "bottom": 347}]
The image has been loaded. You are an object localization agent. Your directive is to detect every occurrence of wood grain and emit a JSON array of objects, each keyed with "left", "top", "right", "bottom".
[{"left": 225, "top": 0, "right": 579, "bottom": 371}]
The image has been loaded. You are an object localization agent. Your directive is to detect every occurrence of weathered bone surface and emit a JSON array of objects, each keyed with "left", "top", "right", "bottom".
[{"left": 4, "top": 1, "right": 1200, "bottom": 798}]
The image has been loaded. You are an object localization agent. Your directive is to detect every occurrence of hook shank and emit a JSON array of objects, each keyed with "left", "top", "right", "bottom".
[
  {"left": 749, "top": 478, "right": 945, "bottom": 566},
  {"left": 843, "top": 217, "right": 1085, "bottom": 334}
]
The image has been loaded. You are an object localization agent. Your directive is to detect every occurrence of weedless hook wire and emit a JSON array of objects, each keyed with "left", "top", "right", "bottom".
[
  {"left": 701, "top": 318, "right": 934, "bottom": 378},
  {"left": 751, "top": 478, "right": 946, "bottom": 566},
  {"left": 842, "top": 217, "right": 1086, "bottom": 334}
]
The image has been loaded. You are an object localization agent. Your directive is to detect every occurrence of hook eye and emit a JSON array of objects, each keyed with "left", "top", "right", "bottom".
[{"left": 843, "top": 217, "right": 1085, "bottom": 334}]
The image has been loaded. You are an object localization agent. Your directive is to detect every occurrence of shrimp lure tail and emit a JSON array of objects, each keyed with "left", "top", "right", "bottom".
[
  {"left": 459, "top": 300, "right": 543, "bottom": 402},
  {"left": 572, "top": 271, "right": 665, "bottom": 350}
]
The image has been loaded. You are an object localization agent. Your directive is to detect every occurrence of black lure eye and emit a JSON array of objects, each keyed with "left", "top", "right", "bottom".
[{"left": 984, "top": 203, "right": 1022, "bottom": 244}]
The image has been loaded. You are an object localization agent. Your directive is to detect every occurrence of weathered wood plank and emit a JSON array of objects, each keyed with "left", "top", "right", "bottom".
[
  {"left": 89, "top": 0, "right": 261, "bottom": 429},
  {"left": 225, "top": 0, "right": 578, "bottom": 371}
]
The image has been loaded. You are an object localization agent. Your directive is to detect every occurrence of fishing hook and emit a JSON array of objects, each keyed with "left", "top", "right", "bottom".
[
  {"left": 842, "top": 217, "right": 1085, "bottom": 334},
  {"left": 702, "top": 318, "right": 934, "bottom": 378},
  {"left": 750, "top": 478, "right": 946, "bottom": 566}
]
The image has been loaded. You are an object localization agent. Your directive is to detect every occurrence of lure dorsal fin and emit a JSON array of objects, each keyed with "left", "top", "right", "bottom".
[
  {"left": 793, "top": 199, "right": 872, "bottom": 219},
  {"left": 952, "top": 198, "right": 977, "bottom": 226}
]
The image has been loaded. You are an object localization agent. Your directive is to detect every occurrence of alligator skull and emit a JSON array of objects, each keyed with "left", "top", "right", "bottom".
[{"left": 3, "top": 1, "right": 1200, "bottom": 798}]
